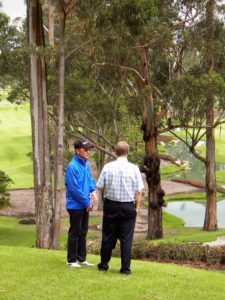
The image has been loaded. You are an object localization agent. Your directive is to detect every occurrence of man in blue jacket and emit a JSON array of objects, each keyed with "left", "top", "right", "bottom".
[{"left": 65, "top": 139, "right": 97, "bottom": 267}]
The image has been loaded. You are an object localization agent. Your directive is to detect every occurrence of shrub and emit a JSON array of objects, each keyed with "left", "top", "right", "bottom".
[
  {"left": 184, "top": 243, "right": 205, "bottom": 262},
  {"left": 205, "top": 246, "right": 223, "bottom": 265},
  {"left": 87, "top": 239, "right": 225, "bottom": 266},
  {"left": 132, "top": 240, "right": 149, "bottom": 259},
  {"left": 0, "top": 170, "right": 13, "bottom": 209}
]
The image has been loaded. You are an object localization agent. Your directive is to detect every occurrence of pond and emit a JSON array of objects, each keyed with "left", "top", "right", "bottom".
[
  {"left": 163, "top": 199, "right": 225, "bottom": 228},
  {"left": 165, "top": 140, "right": 225, "bottom": 181}
]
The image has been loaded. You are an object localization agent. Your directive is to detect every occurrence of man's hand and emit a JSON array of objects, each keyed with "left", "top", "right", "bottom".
[
  {"left": 89, "top": 191, "right": 98, "bottom": 204},
  {"left": 86, "top": 203, "right": 93, "bottom": 212}
]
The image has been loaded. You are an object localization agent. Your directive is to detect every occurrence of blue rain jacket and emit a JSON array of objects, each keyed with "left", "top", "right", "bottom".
[{"left": 65, "top": 155, "right": 96, "bottom": 210}]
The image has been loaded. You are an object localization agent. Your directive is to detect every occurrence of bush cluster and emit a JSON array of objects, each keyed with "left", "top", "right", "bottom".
[
  {"left": 88, "top": 240, "right": 225, "bottom": 265},
  {"left": 0, "top": 170, "right": 13, "bottom": 209}
]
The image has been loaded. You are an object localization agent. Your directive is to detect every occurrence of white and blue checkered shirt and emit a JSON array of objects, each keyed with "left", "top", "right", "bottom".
[{"left": 96, "top": 157, "right": 144, "bottom": 202}]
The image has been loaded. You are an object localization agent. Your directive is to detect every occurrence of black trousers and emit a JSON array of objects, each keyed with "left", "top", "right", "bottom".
[
  {"left": 67, "top": 209, "right": 89, "bottom": 263},
  {"left": 99, "top": 199, "right": 136, "bottom": 273}
]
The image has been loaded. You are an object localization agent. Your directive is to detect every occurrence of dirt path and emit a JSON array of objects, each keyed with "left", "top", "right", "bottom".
[{"left": 0, "top": 178, "right": 203, "bottom": 218}]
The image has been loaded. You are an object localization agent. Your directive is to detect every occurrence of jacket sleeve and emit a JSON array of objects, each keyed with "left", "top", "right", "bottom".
[
  {"left": 65, "top": 165, "right": 91, "bottom": 207},
  {"left": 87, "top": 162, "right": 96, "bottom": 192}
]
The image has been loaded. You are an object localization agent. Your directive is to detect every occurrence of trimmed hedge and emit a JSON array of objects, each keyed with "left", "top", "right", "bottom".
[{"left": 88, "top": 240, "right": 225, "bottom": 265}]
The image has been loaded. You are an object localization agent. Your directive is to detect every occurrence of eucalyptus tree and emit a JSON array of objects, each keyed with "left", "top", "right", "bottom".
[
  {"left": 82, "top": 0, "right": 206, "bottom": 239},
  {"left": 28, "top": 0, "right": 53, "bottom": 248},
  {"left": 164, "top": 0, "right": 225, "bottom": 231},
  {"left": 27, "top": 0, "right": 77, "bottom": 248}
]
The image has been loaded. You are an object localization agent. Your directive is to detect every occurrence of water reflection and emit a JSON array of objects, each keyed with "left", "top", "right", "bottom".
[
  {"left": 163, "top": 199, "right": 225, "bottom": 228},
  {"left": 165, "top": 141, "right": 225, "bottom": 180}
]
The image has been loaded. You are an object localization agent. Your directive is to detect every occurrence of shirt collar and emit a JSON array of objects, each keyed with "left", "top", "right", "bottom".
[{"left": 116, "top": 156, "right": 128, "bottom": 162}]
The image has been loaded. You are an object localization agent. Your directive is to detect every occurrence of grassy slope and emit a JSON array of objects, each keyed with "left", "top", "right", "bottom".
[
  {"left": 1, "top": 214, "right": 225, "bottom": 300},
  {"left": 0, "top": 101, "right": 33, "bottom": 188},
  {"left": 1, "top": 245, "right": 225, "bottom": 300}
]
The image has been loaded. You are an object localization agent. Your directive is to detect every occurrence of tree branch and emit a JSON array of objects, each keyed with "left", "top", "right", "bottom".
[
  {"left": 93, "top": 62, "right": 145, "bottom": 82},
  {"left": 65, "top": 38, "right": 94, "bottom": 61},
  {"left": 70, "top": 121, "right": 114, "bottom": 148},
  {"left": 68, "top": 130, "right": 116, "bottom": 158},
  {"left": 169, "top": 130, "right": 206, "bottom": 164}
]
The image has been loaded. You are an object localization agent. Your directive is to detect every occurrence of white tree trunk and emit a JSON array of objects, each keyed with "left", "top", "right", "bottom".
[
  {"left": 52, "top": 12, "right": 66, "bottom": 249},
  {"left": 28, "top": 0, "right": 53, "bottom": 248}
]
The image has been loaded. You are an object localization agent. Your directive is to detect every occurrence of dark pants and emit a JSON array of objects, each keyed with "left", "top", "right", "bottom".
[
  {"left": 98, "top": 199, "right": 136, "bottom": 274},
  {"left": 67, "top": 209, "right": 89, "bottom": 263}
]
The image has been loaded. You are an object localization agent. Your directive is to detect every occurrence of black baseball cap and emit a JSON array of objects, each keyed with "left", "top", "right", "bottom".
[{"left": 74, "top": 139, "right": 94, "bottom": 150}]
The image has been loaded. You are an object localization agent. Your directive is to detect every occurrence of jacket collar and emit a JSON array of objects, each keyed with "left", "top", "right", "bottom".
[{"left": 74, "top": 155, "right": 87, "bottom": 165}]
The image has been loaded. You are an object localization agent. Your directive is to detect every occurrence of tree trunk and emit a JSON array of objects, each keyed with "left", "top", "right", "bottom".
[
  {"left": 139, "top": 46, "right": 163, "bottom": 239},
  {"left": 204, "top": 103, "right": 217, "bottom": 230},
  {"left": 52, "top": 11, "right": 66, "bottom": 249},
  {"left": 48, "top": 0, "right": 54, "bottom": 45},
  {"left": 203, "top": 0, "right": 217, "bottom": 231},
  {"left": 28, "top": 0, "right": 53, "bottom": 248},
  {"left": 145, "top": 136, "right": 163, "bottom": 239}
]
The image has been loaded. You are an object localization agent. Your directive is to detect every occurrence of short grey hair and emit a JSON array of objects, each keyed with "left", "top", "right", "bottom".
[{"left": 115, "top": 141, "right": 129, "bottom": 156}]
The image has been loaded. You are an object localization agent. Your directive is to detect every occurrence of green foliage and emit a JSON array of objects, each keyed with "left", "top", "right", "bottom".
[
  {"left": 165, "top": 72, "right": 225, "bottom": 124},
  {"left": 118, "top": 100, "right": 144, "bottom": 164},
  {"left": 89, "top": 239, "right": 225, "bottom": 266},
  {"left": 0, "top": 170, "right": 12, "bottom": 208},
  {"left": 96, "top": 0, "right": 157, "bottom": 36}
]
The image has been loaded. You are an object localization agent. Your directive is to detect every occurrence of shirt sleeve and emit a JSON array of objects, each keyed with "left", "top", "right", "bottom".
[
  {"left": 65, "top": 165, "right": 91, "bottom": 207},
  {"left": 96, "top": 167, "right": 106, "bottom": 189},
  {"left": 134, "top": 167, "right": 144, "bottom": 191}
]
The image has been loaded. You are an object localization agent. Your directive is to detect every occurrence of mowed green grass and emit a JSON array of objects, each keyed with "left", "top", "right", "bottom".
[
  {"left": 1, "top": 245, "right": 225, "bottom": 300},
  {"left": 0, "top": 101, "right": 33, "bottom": 188},
  {"left": 1, "top": 214, "right": 225, "bottom": 299}
]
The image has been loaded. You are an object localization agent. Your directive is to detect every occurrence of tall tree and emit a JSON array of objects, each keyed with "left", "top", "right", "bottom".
[
  {"left": 89, "top": 0, "right": 204, "bottom": 239},
  {"left": 52, "top": 0, "right": 75, "bottom": 249},
  {"left": 28, "top": 0, "right": 53, "bottom": 248},
  {"left": 203, "top": 0, "right": 217, "bottom": 230},
  {"left": 48, "top": 0, "right": 54, "bottom": 45}
]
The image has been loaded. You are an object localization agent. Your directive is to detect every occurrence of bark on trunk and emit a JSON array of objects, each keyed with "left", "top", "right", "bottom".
[
  {"left": 28, "top": 0, "right": 53, "bottom": 248},
  {"left": 145, "top": 137, "right": 163, "bottom": 239},
  {"left": 52, "top": 12, "right": 66, "bottom": 249},
  {"left": 139, "top": 46, "right": 164, "bottom": 239},
  {"left": 203, "top": 0, "right": 217, "bottom": 231},
  {"left": 204, "top": 104, "right": 217, "bottom": 230},
  {"left": 48, "top": 0, "right": 54, "bottom": 45}
]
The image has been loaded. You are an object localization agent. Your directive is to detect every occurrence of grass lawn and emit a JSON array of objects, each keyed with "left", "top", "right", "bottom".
[
  {"left": 1, "top": 212, "right": 225, "bottom": 299},
  {"left": 1, "top": 245, "right": 225, "bottom": 300},
  {"left": 0, "top": 101, "right": 33, "bottom": 188},
  {"left": 164, "top": 192, "right": 224, "bottom": 203},
  {"left": 160, "top": 164, "right": 182, "bottom": 179}
]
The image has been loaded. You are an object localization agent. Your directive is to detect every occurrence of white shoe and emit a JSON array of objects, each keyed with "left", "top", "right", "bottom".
[
  {"left": 78, "top": 260, "right": 94, "bottom": 266},
  {"left": 67, "top": 262, "right": 81, "bottom": 268}
]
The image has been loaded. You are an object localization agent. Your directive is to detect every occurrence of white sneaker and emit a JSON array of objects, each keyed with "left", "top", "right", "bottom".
[
  {"left": 78, "top": 260, "right": 94, "bottom": 266},
  {"left": 67, "top": 262, "right": 81, "bottom": 268}
]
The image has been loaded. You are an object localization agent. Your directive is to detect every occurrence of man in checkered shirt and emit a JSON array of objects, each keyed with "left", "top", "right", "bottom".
[{"left": 97, "top": 141, "right": 144, "bottom": 275}]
